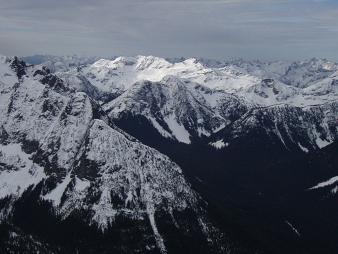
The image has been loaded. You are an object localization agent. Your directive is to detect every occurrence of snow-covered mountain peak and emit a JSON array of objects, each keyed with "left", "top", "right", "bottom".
[
  {"left": 90, "top": 55, "right": 171, "bottom": 71},
  {"left": 182, "top": 57, "right": 203, "bottom": 67},
  {"left": 135, "top": 55, "right": 172, "bottom": 70},
  {"left": 0, "top": 57, "right": 228, "bottom": 252},
  {"left": 92, "top": 56, "right": 136, "bottom": 69},
  {"left": 79, "top": 55, "right": 261, "bottom": 95}
]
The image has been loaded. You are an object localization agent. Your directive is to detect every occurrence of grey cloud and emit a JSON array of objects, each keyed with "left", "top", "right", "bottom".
[{"left": 0, "top": 0, "right": 337, "bottom": 60}]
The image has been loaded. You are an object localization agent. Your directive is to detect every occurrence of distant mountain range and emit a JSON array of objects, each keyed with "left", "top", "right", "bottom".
[{"left": 0, "top": 54, "right": 337, "bottom": 253}]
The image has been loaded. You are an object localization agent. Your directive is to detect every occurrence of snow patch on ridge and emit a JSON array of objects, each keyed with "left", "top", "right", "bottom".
[
  {"left": 315, "top": 137, "right": 333, "bottom": 149},
  {"left": 147, "top": 208, "right": 167, "bottom": 254},
  {"left": 309, "top": 176, "right": 338, "bottom": 190},
  {"left": 164, "top": 115, "right": 191, "bottom": 144},
  {"left": 331, "top": 186, "right": 338, "bottom": 194},
  {"left": 209, "top": 140, "right": 227, "bottom": 149},
  {"left": 0, "top": 143, "right": 45, "bottom": 199},
  {"left": 92, "top": 187, "right": 118, "bottom": 230},
  {"left": 148, "top": 116, "right": 172, "bottom": 139},
  {"left": 74, "top": 177, "right": 91, "bottom": 192},
  {"left": 43, "top": 173, "right": 72, "bottom": 206},
  {"left": 285, "top": 220, "right": 301, "bottom": 237},
  {"left": 298, "top": 143, "right": 309, "bottom": 153}
]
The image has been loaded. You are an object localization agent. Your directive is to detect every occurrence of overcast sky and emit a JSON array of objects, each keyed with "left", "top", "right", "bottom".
[{"left": 0, "top": 0, "right": 338, "bottom": 60}]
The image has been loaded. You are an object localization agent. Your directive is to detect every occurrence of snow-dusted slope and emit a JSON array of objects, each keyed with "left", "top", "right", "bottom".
[
  {"left": 104, "top": 75, "right": 249, "bottom": 143},
  {"left": 309, "top": 175, "right": 338, "bottom": 191},
  {"left": 0, "top": 57, "right": 225, "bottom": 253},
  {"left": 209, "top": 101, "right": 338, "bottom": 152}
]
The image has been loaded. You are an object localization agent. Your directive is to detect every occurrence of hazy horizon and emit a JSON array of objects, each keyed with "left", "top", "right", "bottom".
[{"left": 7, "top": 53, "right": 337, "bottom": 63}]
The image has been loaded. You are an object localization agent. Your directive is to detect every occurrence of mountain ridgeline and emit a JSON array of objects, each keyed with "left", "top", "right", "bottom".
[{"left": 0, "top": 55, "right": 337, "bottom": 253}]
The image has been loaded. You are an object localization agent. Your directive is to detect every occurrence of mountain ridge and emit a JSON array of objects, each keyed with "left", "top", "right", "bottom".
[{"left": 0, "top": 54, "right": 337, "bottom": 253}]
